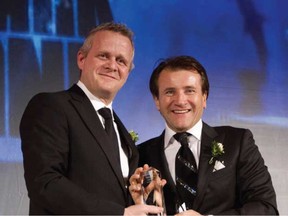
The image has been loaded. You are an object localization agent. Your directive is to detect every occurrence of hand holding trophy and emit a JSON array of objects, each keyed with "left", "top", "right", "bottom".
[{"left": 129, "top": 164, "right": 167, "bottom": 215}]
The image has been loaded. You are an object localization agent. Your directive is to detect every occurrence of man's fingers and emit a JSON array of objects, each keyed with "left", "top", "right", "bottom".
[
  {"left": 144, "top": 205, "right": 163, "bottom": 214},
  {"left": 129, "top": 183, "right": 141, "bottom": 192}
]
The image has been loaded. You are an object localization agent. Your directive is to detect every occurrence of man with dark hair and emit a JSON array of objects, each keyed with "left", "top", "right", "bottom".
[{"left": 131, "top": 55, "right": 278, "bottom": 215}]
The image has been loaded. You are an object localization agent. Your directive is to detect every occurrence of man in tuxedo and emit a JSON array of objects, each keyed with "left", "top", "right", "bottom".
[
  {"left": 135, "top": 55, "right": 278, "bottom": 215},
  {"left": 20, "top": 22, "right": 163, "bottom": 215}
]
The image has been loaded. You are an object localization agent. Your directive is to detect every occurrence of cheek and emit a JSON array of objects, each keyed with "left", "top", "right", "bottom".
[
  {"left": 122, "top": 72, "right": 130, "bottom": 81},
  {"left": 119, "top": 68, "right": 130, "bottom": 80}
]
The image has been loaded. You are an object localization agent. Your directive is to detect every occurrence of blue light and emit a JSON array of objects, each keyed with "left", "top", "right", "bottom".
[
  {"left": 32, "top": 35, "right": 43, "bottom": 74},
  {"left": 0, "top": 0, "right": 83, "bottom": 161}
]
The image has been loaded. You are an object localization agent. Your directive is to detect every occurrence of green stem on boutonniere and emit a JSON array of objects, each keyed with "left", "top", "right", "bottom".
[{"left": 209, "top": 157, "right": 214, "bottom": 165}]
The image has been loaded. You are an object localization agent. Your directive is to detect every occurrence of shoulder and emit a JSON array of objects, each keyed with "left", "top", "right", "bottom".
[
  {"left": 210, "top": 124, "right": 253, "bottom": 138},
  {"left": 21, "top": 89, "right": 72, "bottom": 121},
  {"left": 203, "top": 123, "right": 255, "bottom": 150},
  {"left": 138, "top": 133, "right": 164, "bottom": 151},
  {"left": 26, "top": 85, "right": 81, "bottom": 109},
  {"left": 210, "top": 125, "right": 257, "bottom": 160},
  {"left": 138, "top": 136, "right": 161, "bottom": 149},
  {"left": 137, "top": 133, "right": 164, "bottom": 166},
  {"left": 29, "top": 89, "right": 68, "bottom": 104},
  {"left": 215, "top": 125, "right": 249, "bottom": 132}
]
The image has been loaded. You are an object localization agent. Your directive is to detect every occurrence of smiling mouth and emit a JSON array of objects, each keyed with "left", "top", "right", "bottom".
[
  {"left": 100, "top": 73, "right": 117, "bottom": 80},
  {"left": 173, "top": 109, "right": 191, "bottom": 114}
]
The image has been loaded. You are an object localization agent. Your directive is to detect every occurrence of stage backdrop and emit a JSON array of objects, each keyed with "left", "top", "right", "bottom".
[{"left": 0, "top": 0, "right": 287, "bottom": 214}]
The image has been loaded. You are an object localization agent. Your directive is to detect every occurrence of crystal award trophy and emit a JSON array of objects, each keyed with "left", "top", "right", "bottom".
[{"left": 141, "top": 167, "right": 166, "bottom": 216}]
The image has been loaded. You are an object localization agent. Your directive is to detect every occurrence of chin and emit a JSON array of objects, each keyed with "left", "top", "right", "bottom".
[{"left": 174, "top": 126, "right": 189, "bottom": 132}]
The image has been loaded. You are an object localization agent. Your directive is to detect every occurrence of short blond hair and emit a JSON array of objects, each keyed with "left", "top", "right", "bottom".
[{"left": 79, "top": 22, "right": 135, "bottom": 71}]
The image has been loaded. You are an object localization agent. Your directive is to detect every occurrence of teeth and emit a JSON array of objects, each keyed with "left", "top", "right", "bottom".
[{"left": 174, "top": 110, "right": 188, "bottom": 114}]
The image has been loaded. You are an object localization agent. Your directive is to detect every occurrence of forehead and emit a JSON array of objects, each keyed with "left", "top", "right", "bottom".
[
  {"left": 92, "top": 31, "right": 133, "bottom": 49},
  {"left": 90, "top": 31, "right": 134, "bottom": 62},
  {"left": 159, "top": 69, "right": 201, "bottom": 84}
]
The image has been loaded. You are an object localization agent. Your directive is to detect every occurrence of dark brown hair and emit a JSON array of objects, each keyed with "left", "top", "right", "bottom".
[{"left": 149, "top": 55, "right": 210, "bottom": 99}]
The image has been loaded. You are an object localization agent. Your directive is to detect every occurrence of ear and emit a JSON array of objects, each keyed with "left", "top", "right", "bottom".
[
  {"left": 203, "top": 92, "right": 207, "bottom": 109},
  {"left": 153, "top": 96, "right": 160, "bottom": 111},
  {"left": 77, "top": 51, "right": 85, "bottom": 70}
]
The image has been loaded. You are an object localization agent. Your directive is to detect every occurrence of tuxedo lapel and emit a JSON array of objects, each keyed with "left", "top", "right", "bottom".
[
  {"left": 145, "top": 132, "right": 179, "bottom": 214},
  {"left": 113, "top": 113, "right": 133, "bottom": 156},
  {"left": 68, "top": 85, "right": 126, "bottom": 193},
  {"left": 193, "top": 123, "right": 218, "bottom": 209},
  {"left": 158, "top": 133, "right": 176, "bottom": 193},
  {"left": 113, "top": 112, "right": 139, "bottom": 176},
  {"left": 140, "top": 132, "right": 176, "bottom": 194}
]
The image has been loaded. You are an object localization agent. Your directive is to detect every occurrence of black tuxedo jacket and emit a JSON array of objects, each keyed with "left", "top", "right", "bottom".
[
  {"left": 20, "top": 84, "right": 139, "bottom": 215},
  {"left": 138, "top": 122, "right": 278, "bottom": 215}
]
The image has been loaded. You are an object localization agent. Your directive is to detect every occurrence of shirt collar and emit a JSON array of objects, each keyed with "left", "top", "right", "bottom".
[
  {"left": 164, "top": 119, "right": 203, "bottom": 149},
  {"left": 77, "top": 80, "right": 113, "bottom": 111},
  {"left": 187, "top": 119, "right": 202, "bottom": 141}
]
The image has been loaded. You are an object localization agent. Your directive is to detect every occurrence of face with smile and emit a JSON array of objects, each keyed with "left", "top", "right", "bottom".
[
  {"left": 77, "top": 30, "right": 134, "bottom": 104},
  {"left": 154, "top": 69, "right": 207, "bottom": 132}
]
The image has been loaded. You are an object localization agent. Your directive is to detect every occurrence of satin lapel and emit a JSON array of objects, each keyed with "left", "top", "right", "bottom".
[
  {"left": 158, "top": 132, "right": 176, "bottom": 192},
  {"left": 148, "top": 132, "right": 178, "bottom": 210},
  {"left": 68, "top": 85, "right": 125, "bottom": 192},
  {"left": 113, "top": 112, "right": 139, "bottom": 176},
  {"left": 193, "top": 123, "right": 218, "bottom": 209}
]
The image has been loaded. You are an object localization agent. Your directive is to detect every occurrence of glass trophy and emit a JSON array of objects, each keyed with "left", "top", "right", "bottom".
[{"left": 141, "top": 167, "right": 166, "bottom": 216}]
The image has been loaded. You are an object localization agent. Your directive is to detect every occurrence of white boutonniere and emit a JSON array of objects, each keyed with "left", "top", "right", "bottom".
[
  {"left": 129, "top": 130, "right": 139, "bottom": 142},
  {"left": 209, "top": 140, "right": 225, "bottom": 165}
]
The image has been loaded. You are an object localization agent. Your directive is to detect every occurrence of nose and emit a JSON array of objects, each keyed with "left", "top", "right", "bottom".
[
  {"left": 174, "top": 91, "right": 187, "bottom": 105},
  {"left": 105, "top": 59, "right": 118, "bottom": 72}
]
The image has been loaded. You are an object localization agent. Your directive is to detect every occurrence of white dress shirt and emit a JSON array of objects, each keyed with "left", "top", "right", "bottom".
[
  {"left": 77, "top": 81, "right": 129, "bottom": 178},
  {"left": 164, "top": 120, "right": 203, "bottom": 183}
]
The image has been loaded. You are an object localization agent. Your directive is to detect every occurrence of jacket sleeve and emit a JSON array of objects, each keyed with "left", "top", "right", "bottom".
[{"left": 219, "top": 129, "right": 278, "bottom": 215}]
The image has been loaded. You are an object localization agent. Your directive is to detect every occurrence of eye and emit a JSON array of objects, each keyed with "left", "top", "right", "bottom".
[
  {"left": 186, "top": 88, "right": 196, "bottom": 94},
  {"left": 164, "top": 89, "right": 174, "bottom": 96},
  {"left": 117, "top": 58, "right": 127, "bottom": 66},
  {"left": 98, "top": 53, "right": 108, "bottom": 59}
]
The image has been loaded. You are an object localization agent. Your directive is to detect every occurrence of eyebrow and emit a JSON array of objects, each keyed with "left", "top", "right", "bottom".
[
  {"left": 163, "top": 87, "right": 175, "bottom": 91},
  {"left": 116, "top": 54, "right": 128, "bottom": 63}
]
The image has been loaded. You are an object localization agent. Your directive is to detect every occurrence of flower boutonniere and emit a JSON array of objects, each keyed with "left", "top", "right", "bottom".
[
  {"left": 209, "top": 140, "right": 225, "bottom": 165},
  {"left": 129, "top": 130, "right": 139, "bottom": 142}
]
